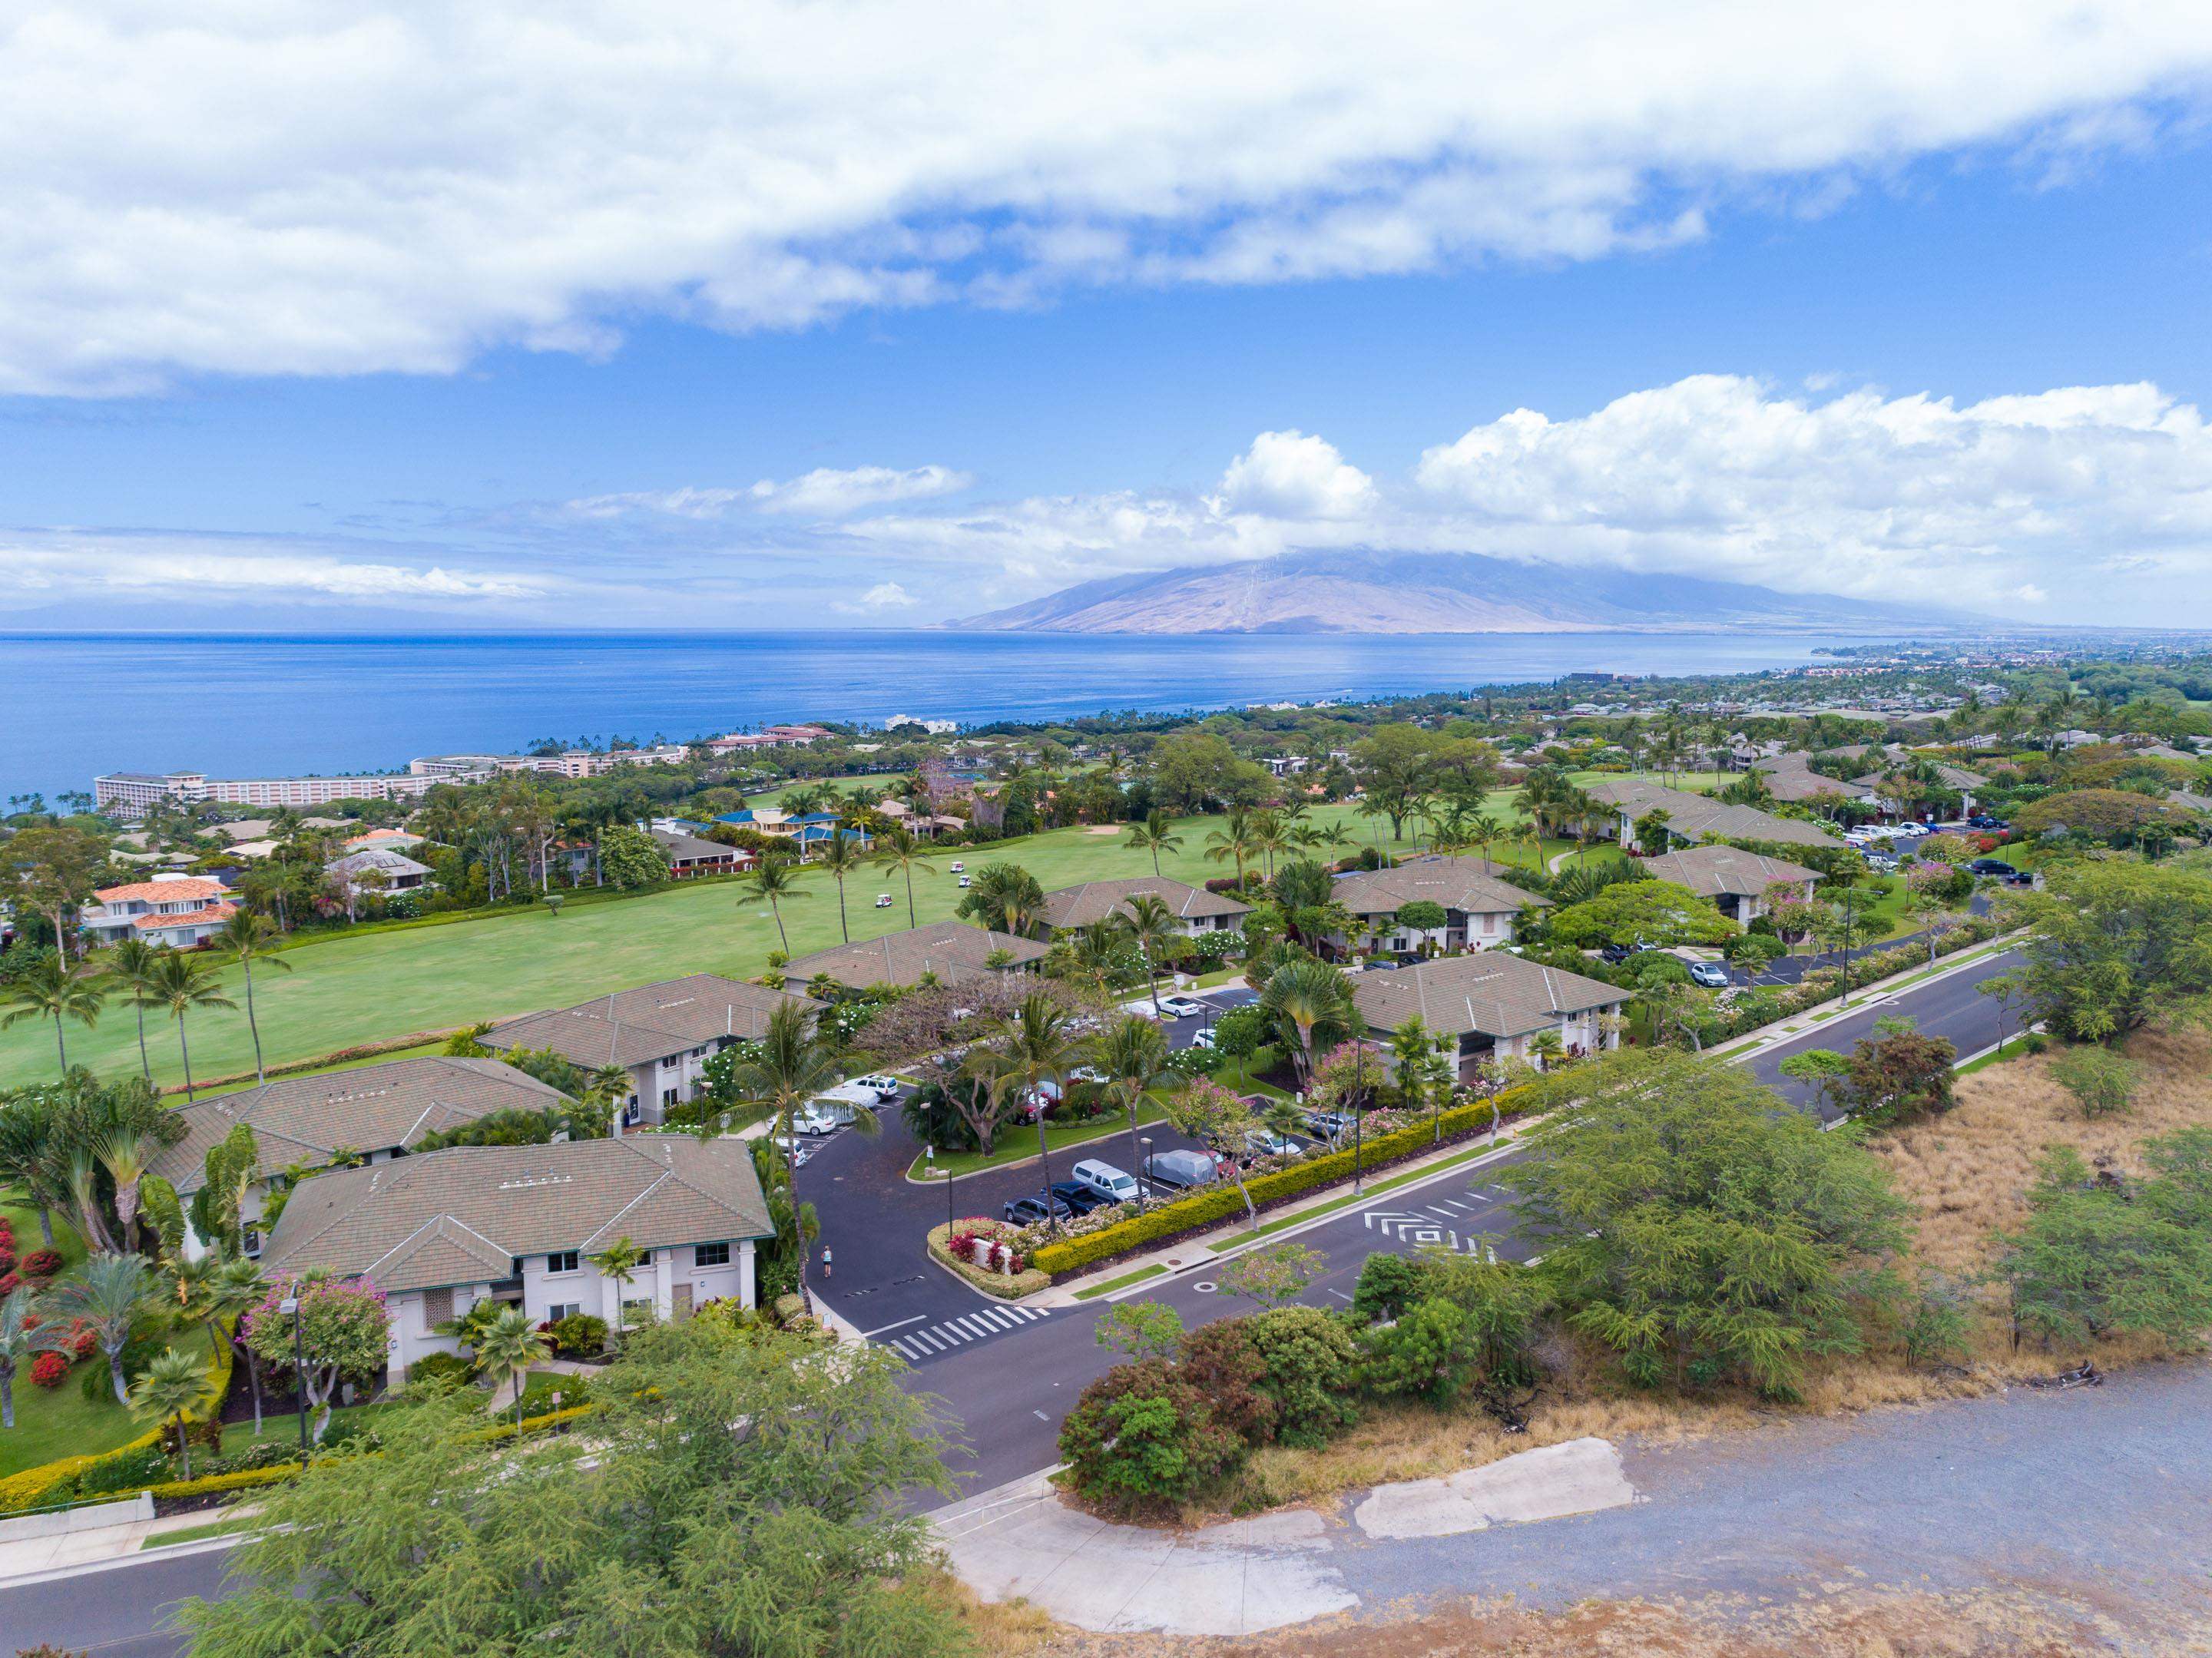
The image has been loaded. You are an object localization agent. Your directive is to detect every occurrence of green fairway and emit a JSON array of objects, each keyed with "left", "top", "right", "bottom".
[{"left": 1, "top": 783, "right": 1699, "bottom": 1090}]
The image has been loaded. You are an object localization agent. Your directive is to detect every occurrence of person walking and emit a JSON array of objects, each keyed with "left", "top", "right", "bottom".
[{"left": 820, "top": 1245, "right": 833, "bottom": 1280}]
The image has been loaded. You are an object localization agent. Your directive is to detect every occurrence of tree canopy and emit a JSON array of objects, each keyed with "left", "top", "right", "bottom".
[
  {"left": 1987, "top": 862, "right": 2212, "bottom": 1041},
  {"left": 1543, "top": 878, "right": 1737, "bottom": 949}
]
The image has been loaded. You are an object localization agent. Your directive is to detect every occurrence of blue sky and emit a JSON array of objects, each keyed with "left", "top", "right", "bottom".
[{"left": 5, "top": 5, "right": 2212, "bottom": 630}]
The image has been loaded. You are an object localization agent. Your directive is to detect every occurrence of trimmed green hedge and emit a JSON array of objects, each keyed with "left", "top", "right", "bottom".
[
  {"left": 1031, "top": 1087, "right": 1533, "bottom": 1276},
  {"left": 147, "top": 1463, "right": 302, "bottom": 1501}
]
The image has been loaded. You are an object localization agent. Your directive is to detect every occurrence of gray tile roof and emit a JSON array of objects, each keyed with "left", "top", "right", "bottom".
[
  {"left": 784, "top": 922, "right": 1048, "bottom": 990},
  {"left": 481, "top": 974, "right": 821, "bottom": 1071},
  {"left": 1350, "top": 951, "right": 1627, "bottom": 1041},
  {"left": 1640, "top": 845, "right": 1823, "bottom": 899},
  {"left": 651, "top": 829, "right": 743, "bottom": 864},
  {"left": 259, "top": 1134, "right": 774, "bottom": 1294},
  {"left": 1330, "top": 855, "right": 1548, "bottom": 919},
  {"left": 151, "top": 1057, "right": 574, "bottom": 1196},
  {"left": 1581, "top": 778, "right": 1842, "bottom": 849},
  {"left": 1039, "top": 876, "right": 1251, "bottom": 930}
]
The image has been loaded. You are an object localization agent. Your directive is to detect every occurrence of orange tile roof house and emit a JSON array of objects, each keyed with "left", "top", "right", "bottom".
[{"left": 80, "top": 874, "right": 237, "bottom": 948}]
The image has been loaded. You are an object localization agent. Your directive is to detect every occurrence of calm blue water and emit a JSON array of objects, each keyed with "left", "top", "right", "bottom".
[{"left": 0, "top": 630, "right": 1878, "bottom": 800}]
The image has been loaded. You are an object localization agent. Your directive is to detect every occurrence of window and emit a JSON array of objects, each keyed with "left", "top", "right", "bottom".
[
  {"left": 422, "top": 1286, "right": 454, "bottom": 1326},
  {"left": 637, "top": 1249, "right": 653, "bottom": 1265},
  {"left": 661, "top": 1087, "right": 679, "bottom": 1108},
  {"left": 547, "top": 1250, "right": 579, "bottom": 1274},
  {"left": 694, "top": 1241, "right": 730, "bottom": 1268},
  {"left": 545, "top": 1301, "right": 581, "bottom": 1322}
]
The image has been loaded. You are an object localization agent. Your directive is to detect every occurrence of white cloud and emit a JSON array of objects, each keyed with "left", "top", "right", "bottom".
[
  {"left": 831, "top": 580, "right": 919, "bottom": 615},
  {"left": 0, "top": 534, "right": 543, "bottom": 600},
  {"left": 564, "top": 465, "right": 970, "bottom": 521},
  {"left": 4, "top": 4, "right": 2211, "bottom": 391},
  {"left": 1215, "top": 431, "right": 1376, "bottom": 520}
]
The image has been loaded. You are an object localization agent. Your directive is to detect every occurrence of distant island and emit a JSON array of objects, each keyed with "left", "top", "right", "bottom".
[{"left": 952, "top": 549, "right": 1990, "bottom": 637}]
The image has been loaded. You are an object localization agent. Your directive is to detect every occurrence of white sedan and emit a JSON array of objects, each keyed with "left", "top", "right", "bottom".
[{"left": 1157, "top": 996, "right": 1205, "bottom": 1018}]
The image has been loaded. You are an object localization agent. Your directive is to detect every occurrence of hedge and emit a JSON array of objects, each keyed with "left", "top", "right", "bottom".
[
  {"left": 147, "top": 1463, "right": 303, "bottom": 1501},
  {"left": 1030, "top": 1087, "right": 1534, "bottom": 1276},
  {"left": 925, "top": 1225, "right": 1051, "bottom": 1299}
]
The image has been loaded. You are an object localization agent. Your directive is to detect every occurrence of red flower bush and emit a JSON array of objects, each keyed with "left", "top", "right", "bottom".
[
  {"left": 0, "top": 1272, "right": 17, "bottom": 1297},
  {"left": 30, "top": 1352, "right": 68, "bottom": 1389},
  {"left": 68, "top": 1323, "right": 98, "bottom": 1360},
  {"left": 19, "top": 1249, "right": 62, "bottom": 1281},
  {"left": 0, "top": 1249, "right": 15, "bottom": 1276}
]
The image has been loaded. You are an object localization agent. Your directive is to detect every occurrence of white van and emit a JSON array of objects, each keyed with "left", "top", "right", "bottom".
[
  {"left": 1071, "top": 1158, "right": 1139, "bottom": 1206},
  {"left": 847, "top": 1073, "right": 903, "bottom": 1101}
]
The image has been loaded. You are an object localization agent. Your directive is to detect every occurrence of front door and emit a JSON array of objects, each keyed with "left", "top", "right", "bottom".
[{"left": 671, "top": 1283, "right": 694, "bottom": 1320}]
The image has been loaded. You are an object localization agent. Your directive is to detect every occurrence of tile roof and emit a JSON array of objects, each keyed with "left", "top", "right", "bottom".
[
  {"left": 785, "top": 922, "right": 1049, "bottom": 990},
  {"left": 91, "top": 877, "right": 230, "bottom": 905},
  {"left": 326, "top": 849, "right": 432, "bottom": 880},
  {"left": 1640, "top": 845, "right": 1823, "bottom": 899},
  {"left": 481, "top": 974, "right": 822, "bottom": 1071},
  {"left": 1580, "top": 778, "right": 1843, "bottom": 849},
  {"left": 1330, "top": 855, "right": 1548, "bottom": 919},
  {"left": 150, "top": 1056, "right": 574, "bottom": 1195},
  {"left": 131, "top": 902, "right": 237, "bottom": 932},
  {"left": 258, "top": 1134, "right": 774, "bottom": 1294},
  {"left": 1040, "top": 876, "right": 1251, "bottom": 930},
  {"left": 1351, "top": 951, "right": 1628, "bottom": 1042},
  {"left": 650, "top": 829, "right": 746, "bottom": 862}
]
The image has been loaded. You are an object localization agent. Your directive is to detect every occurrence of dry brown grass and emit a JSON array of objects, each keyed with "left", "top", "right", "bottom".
[{"left": 1873, "top": 1022, "right": 2212, "bottom": 1282}]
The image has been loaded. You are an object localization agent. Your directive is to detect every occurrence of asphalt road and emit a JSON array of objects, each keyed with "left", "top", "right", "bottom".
[{"left": 0, "top": 954, "right": 2022, "bottom": 1653}]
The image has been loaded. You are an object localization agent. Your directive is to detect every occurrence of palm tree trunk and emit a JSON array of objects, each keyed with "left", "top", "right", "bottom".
[
  {"left": 134, "top": 1003, "right": 151, "bottom": 1081},
  {"left": 770, "top": 898, "right": 789, "bottom": 953},
  {"left": 243, "top": 958, "right": 264, "bottom": 1082},
  {"left": 33, "top": 1203, "right": 54, "bottom": 1249},
  {"left": 108, "top": 1345, "right": 128, "bottom": 1405},
  {"left": 54, "top": 1018, "right": 67, "bottom": 1074},
  {"left": 177, "top": 1016, "right": 197, "bottom": 1102},
  {"left": 903, "top": 863, "right": 917, "bottom": 928},
  {"left": 177, "top": 1419, "right": 192, "bottom": 1481},
  {"left": 2, "top": 1373, "right": 12, "bottom": 1431},
  {"left": 836, "top": 875, "right": 849, "bottom": 942}
]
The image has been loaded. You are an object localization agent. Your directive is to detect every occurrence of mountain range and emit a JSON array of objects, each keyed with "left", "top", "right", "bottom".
[{"left": 952, "top": 550, "right": 1985, "bottom": 636}]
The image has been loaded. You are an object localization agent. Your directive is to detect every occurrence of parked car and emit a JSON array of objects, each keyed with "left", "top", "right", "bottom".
[
  {"left": 2003, "top": 869, "right": 2035, "bottom": 886},
  {"left": 1002, "top": 1193, "right": 1074, "bottom": 1226},
  {"left": 792, "top": 1103, "right": 844, "bottom": 1137},
  {"left": 1968, "top": 858, "right": 2018, "bottom": 876},
  {"left": 1157, "top": 995, "right": 1204, "bottom": 1018},
  {"left": 1068, "top": 1065, "right": 1108, "bottom": 1084},
  {"left": 1048, "top": 1180, "right": 1108, "bottom": 1216},
  {"left": 1242, "top": 1127, "right": 1303, "bottom": 1159},
  {"left": 1070, "top": 1159, "right": 1139, "bottom": 1206},
  {"left": 1188, "top": 1026, "right": 1217, "bottom": 1049},
  {"left": 813, "top": 1083, "right": 877, "bottom": 1115},
  {"left": 847, "top": 1074, "right": 903, "bottom": 1101},
  {"left": 1012, "top": 1079, "right": 1063, "bottom": 1121},
  {"left": 1303, "top": 1107, "right": 1358, "bottom": 1143},
  {"left": 1969, "top": 815, "right": 2007, "bottom": 830},
  {"left": 1688, "top": 961, "right": 1731, "bottom": 989},
  {"left": 1598, "top": 939, "right": 1656, "bottom": 964},
  {"left": 1144, "top": 1148, "right": 1219, "bottom": 1191}
]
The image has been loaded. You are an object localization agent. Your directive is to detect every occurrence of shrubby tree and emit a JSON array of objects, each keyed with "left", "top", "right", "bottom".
[
  {"left": 1500, "top": 1049, "right": 1910, "bottom": 1398},
  {"left": 1988, "top": 862, "right": 2212, "bottom": 1041},
  {"left": 183, "top": 1319, "right": 962, "bottom": 1658},
  {"left": 1243, "top": 1304, "right": 1361, "bottom": 1446},
  {"left": 2048, "top": 1044, "right": 2141, "bottom": 1120},
  {"left": 244, "top": 1276, "right": 392, "bottom": 1441},
  {"left": 597, "top": 823, "right": 669, "bottom": 889},
  {"left": 1545, "top": 879, "right": 1736, "bottom": 950},
  {"left": 1057, "top": 1359, "right": 1244, "bottom": 1514}
]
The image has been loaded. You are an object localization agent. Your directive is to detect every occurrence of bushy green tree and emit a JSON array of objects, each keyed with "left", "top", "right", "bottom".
[
  {"left": 598, "top": 823, "right": 669, "bottom": 889},
  {"left": 2048, "top": 1044, "right": 2141, "bottom": 1120},
  {"left": 1243, "top": 1304, "right": 1361, "bottom": 1447},
  {"left": 1058, "top": 1359, "right": 1244, "bottom": 1514},
  {"left": 1994, "top": 1131, "right": 2212, "bottom": 1349},
  {"left": 1987, "top": 862, "right": 2212, "bottom": 1041},
  {"left": 183, "top": 1319, "right": 962, "bottom": 1658},
  {"left": 1545, "top": 879, "right": 1737, "bottom": 949},
  {"left": 1500, "top": 1049, "right": 1910, "bottom": 1398}
]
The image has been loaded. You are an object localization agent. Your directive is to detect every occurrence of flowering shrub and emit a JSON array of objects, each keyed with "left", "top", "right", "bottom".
[
  {"left": 0, "top": 1272, "right": 17, "bottom": 1296},
  {"left": 0, "top": 1249, "right": 15, "bottom": 1276},
  {"left": 30, "top": 1352, "right": 68, "bottom": 1389},
  {"left": 18, "top": 1249, "right": 61, "bottom": 1281},
  {"left": 67, "top": 1322, "right": 97, "bottom": 1360}
]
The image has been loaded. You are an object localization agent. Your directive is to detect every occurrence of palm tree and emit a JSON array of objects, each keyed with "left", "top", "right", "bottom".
[
  {"left": 0, "top": 1091, "right": 66, "bottom": 1247},
  {"left": 1088, "top": 1014, "right": 1174, "bottom": 1210},
  {"left": 1248, "top": 809, "right": 1288, "bottom": 881},
  {"left": 589, "top": 1236, "right": 644, "bottom": 1333},
  {"left": 722, "top": 1000, "right": 854, "bottom": 1308},
  {"left": 107, "top": 937, "right": 163, "bottom": 1081},
  {"left": 812, "top": 834, "right": 864, "bottom": 943},
  {"left": 1123, "top": 811, "right": 1184, "bottom": 877},
  {"left": 94, "top": 1127, "right": 166, "bottom": 1253},
  {"left": 1204, "top": 807, "right": 1257, "bottom": 889},
  {"left": 41, "top": 1253, "right": 157, "bottom": 1405},
  {"left": 147, "top": 951, "right": 237, "bottom": 1103},
  {"left": 969, "top": 991, "right": 1087, "bottom": 1230},
  {"left": 871, "top": 826, "right": 937, "bottom": 928},
  {"left": 472, "top": 1305, "right": 552, "bottom": 1428},
  {"left": 1389, "top": 1017, "right": 1455, "bottom": 1143},
  {"left": 1118, "top": 892, "right": 1184, "bottom": 1020},
  {"left": 0, "top": 952, "right": 108, "bottom": 1075},
  {"left": 208, "top": 1257, "right": 271, "bottom": 1434},
  {"left": 740, "top": 858, "right": 809, "bottom": 955},
  {"left": 0, "top": 1286, "right": 36, "bottom": 1430},
  {"left": 217, "top": 909, "right": 294, "bottom": 1084},
  {"left": 1466, "top": 812, "right": 1504, "bottom": 867},
  {"left": 1258, "top": 958, "right": 1357, "bottom": 1089},
  {"left": 1060, "top": 920, "right": 1124, "bottom": 995},
  {"left": 128, "top": 1346, "right": 217, "bottom": 1478}
]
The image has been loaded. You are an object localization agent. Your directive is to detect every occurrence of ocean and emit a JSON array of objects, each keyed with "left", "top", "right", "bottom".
[{"left": 0, "top": 630, "right": 1885, "bottom": 801}]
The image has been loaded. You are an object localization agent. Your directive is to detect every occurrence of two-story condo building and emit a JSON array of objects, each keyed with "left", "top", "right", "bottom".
[
  {"left": 1038, "top": 876, "right": 1251, "bottom": 938},
  {"left": 479, "top": 975, "right": 822, "bottom": 1128},
  {"left": 257, "top": 1135, "right": 776, "bottom": 1386},
  {"left": 1325, "top": 855, "right": 1548, "bottom": 957},
  {"left": 80, "top": 875, "right": 237, "bottom": 948},
  {"left": 1351, "top": 951, "right": 1627, "bottom": 1075},
  {"left": 783, "top": 921, "right": 1049, "bottom": 992},
  {"left": 151, "top": 1056, "right": 576, "bottom": 1259},
  {"left": 1639, "top": 845, "right": 1823, "bottom": 925}
]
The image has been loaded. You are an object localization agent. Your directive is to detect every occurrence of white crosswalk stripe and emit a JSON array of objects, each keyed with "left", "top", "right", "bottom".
[{"left": 877, "top": 1302, "right": 1052, "bottom": 1365}]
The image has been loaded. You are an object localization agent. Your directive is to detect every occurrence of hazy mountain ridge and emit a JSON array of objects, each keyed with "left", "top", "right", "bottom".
[{"left": 952, "top": 550, "right": 1986, "bottom": 635}]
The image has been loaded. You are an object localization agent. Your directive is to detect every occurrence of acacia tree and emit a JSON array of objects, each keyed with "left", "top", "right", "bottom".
[
  {"left": 1499, "top": 1048, "right": 1909, "bottom": 1399},
  {"left": 1985, "top": 862, "right": 2212, "bottom": 1042},
  {"left": 245, "top": 1276, "right": 392, "bottom": 1441}
]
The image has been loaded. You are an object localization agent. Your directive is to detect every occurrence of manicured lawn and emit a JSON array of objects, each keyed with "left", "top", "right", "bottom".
[
  {"left": 144, "top": 1515, "right": 259, "bottom": 1549},
  {"left": 6, "top": 799, "right": 1584, "bottom": 1090},
  {"left": 0, "top": 1309, "right": 214, "bottom": 1479}
]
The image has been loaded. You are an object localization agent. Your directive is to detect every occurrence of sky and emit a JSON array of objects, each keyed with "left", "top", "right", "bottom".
[{"left": 5, "top": 3, "right": 2212, "bottom": 631}]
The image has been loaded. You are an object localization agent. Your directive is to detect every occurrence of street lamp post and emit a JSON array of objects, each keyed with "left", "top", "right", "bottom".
[{"left": 279, "top": 1295, "right": 308, "bottom": 1454}]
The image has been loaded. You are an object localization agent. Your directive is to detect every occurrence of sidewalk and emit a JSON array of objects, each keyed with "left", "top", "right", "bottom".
[
  {"left": 0, "top": 1501, "right": 253, "bottom": 1587},
  {"left": 1707, "top": 930, "right": 2021, "bottom": 1064}
]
